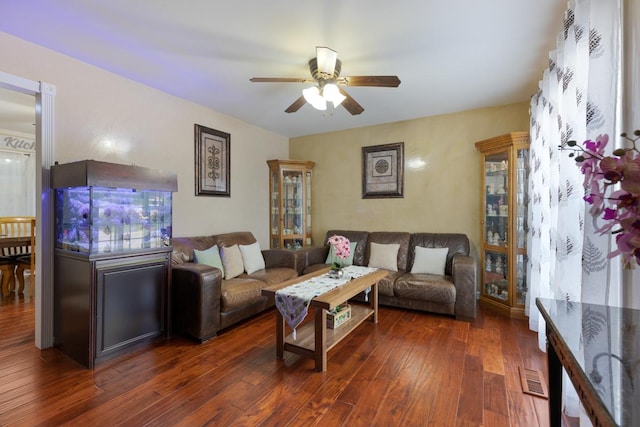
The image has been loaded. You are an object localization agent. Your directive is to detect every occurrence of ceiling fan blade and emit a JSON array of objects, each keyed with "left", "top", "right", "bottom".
[
  {"left": 285, "top": 95, "right": 306, "bottom": 113},
  {"left": 339, "top": 88, "right": 364, "bottom": 115},
  {"left": 316, "top": 46, "right": 337, "bottom": 76},
  {"left": 250, "top": 77, "right": 314, "bottom": 83},
  {"left": 337, "top": 76, "right": 401, "bottom": 87}
]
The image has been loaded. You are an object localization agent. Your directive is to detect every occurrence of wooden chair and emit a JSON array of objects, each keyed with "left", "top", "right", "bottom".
[
  {"left": 16, "top": 254, "right": 35, "bottom": 296},
  {"left": 0, "top": 257, "right": 16, "bottom": 297},
  {"left": 0, "top": 217, "right": 36, "bottom": 296}
]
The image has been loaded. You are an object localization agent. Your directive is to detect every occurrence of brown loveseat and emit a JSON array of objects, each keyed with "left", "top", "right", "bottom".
[
  {"left": 304, "top": 230, "right": 477, "bottom": 320},
  {"left": 170, "top": 231, "right": 300, "bottom": 342}
]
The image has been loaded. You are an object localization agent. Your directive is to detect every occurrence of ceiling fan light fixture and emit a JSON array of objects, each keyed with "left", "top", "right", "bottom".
[
  {"left": 312, "top": 96, "right": 327, "bottom": 111},
  {"left": 302, "top": 86, "right": 319, "bottom": 103},
  {"left": 303, "top": 86, "right": 327, "bottom": 110},
  {"left": 323, "top": 83, "right": 346, "bottom": 107},
  {"left": 302, "top": 86, "right": 326, "bottom": 110}
]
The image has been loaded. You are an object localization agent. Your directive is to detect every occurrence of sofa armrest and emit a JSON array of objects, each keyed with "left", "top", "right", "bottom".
[
  {"left": 304, "top": 246, "right": 330, "bottom": 267},
  {"left": 262, "top": 249, "right": 299, "bottom": 270},
  {"left": 171, "top": 263, "right": 223, "bottom": 342},
  {"left": 451, "top": 254, "right": 477, "bottom": 320}
]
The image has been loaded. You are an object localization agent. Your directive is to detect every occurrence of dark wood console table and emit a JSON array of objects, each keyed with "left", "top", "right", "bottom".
[{"left": 536, "top": 298, "right": 640, "bottom": 427}]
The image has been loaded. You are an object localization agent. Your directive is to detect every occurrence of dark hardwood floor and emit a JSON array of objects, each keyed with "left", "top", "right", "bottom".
[{"left": 0, "top": 292, "right": 550, "bottom": 426}]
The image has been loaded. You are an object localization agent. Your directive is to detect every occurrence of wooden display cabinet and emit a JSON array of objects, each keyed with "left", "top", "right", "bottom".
[
  {"left": 475, "top": 132, "right": 529, "bottom": 318},
  {"left": 267, "top": 160, "right": 315, "bottom": 249}
]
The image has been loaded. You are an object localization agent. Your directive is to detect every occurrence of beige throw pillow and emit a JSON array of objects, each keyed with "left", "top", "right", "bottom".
[
  {"left": 220, "top": 244, "right": 244, "bottom": 279},
  {"left": 368, "top": 242, "right": 400, "bottom": 271},
  {"left": 239, "top": 241, "right": 266, "bottom": 274},
  {"left": 411, "top": 246, "right": 449, "bottom": 275}
]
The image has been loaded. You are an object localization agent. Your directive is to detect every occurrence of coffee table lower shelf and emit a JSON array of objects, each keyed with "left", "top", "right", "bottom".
[
  {"left": 262, "top": 267, "right": 387, "bottom": 372},
  {"left": 284, "top": 304, "right": 374, "bottom": 360}
]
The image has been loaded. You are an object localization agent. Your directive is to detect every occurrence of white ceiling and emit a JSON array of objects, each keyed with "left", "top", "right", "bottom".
[{"left": 0, "top": 0, "right": 565, "bottom": 138}]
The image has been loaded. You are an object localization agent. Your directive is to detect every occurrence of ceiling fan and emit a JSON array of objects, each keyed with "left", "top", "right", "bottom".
[{"left": 250, "top": 46, "right": 401, "bottom": 115}]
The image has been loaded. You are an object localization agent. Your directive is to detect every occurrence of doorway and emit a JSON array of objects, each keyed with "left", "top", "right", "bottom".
[
  {"left": 0, "top": 71, "right": 55, "bottom": 349},
  {"left": 0, "top": 87, "right": 36, "bottom": 306},
  {"left": 0, "top": 87, "right": 36, "bottom": 216}
]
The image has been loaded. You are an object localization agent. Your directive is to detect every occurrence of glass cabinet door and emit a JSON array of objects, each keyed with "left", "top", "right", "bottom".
[
  {"left": 515, "top": 147, "right": 529, "bottom": 306},
  {"left": 270, "top": 168, "right": 280, "bottom": 248},
  {"left": 483, "top": 249, "right": 508, "bottom": 301},
  {"left": 484, "top": 152, "right": 508, "bottom": 247},
  {"left": 282, "top": 170, "right": 304, "bottom": 249},
  {"left": 267, "top": 160, "right": 315, "bottom": 249},
  {"left": 516, "top": 253, "right": 527, "bottom": 305},
  {"left": 305, "top": 170, "right": 312, "bottom": 245},
  {"left": 515, "top": 148, "right": 528, "bottom": 248}
]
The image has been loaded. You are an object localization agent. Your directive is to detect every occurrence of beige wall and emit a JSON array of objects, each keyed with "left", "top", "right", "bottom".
[
  {"left": 1, "top": 32, "right": 289, "bottom": 246},
  {"left": 290, "top": 103, "right": 530, "bottom": 259}
]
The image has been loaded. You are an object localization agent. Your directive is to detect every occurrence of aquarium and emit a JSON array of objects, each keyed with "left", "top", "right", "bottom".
[{"left": 55, "top": 186, "right": 173, "bottom": 254}]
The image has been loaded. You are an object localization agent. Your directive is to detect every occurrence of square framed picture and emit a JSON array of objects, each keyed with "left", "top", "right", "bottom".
[
  {"left": 195, "top": 124, "right": 230, "bottom": 197},
  {"left": 362, "top": 142, "right": 404, "bottom": 198}
]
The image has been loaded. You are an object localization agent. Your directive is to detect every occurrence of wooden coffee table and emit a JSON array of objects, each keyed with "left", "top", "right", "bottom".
[{"left": 262, "top": 267, "right": 388, "bottom": 372}]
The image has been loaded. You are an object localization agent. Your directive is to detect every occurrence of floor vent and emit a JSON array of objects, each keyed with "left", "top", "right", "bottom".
[{"left": 518, "top": 366, "right": 549, "bottom": 399}]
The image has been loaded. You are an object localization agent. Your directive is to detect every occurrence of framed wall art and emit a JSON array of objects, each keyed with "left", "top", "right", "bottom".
[
  {"left": 362, "top": 142, "right": 404, "bottom": 198},
  {"left": 195, "top": 124, "right": 230, "bottom": 197}
]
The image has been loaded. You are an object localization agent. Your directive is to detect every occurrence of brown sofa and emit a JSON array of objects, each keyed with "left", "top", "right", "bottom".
[
  {"left": 304, "top": 230, "right": 477, "bottom": 320},
  {"left": 170, "top": 231, "right": 300, "bottom": 342}
]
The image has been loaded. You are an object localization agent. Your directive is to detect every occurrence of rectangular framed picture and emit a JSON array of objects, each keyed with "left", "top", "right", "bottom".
[
  {"left": 362, "top": 142, "right": 404, "bottom": 198},
  {"left": 195, "top": 124, "right": 230, "bottom": 197}
]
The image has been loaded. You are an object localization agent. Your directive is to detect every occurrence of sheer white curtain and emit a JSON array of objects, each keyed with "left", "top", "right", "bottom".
[
  {"left": 0, "top": 150, "right": 36, "bottom": 216},
  {"left": 623, "top": 0, "right": 640, "bottom": 307},
  {"left": 528, "top": 0, "right": 622, "bottom": 421}
]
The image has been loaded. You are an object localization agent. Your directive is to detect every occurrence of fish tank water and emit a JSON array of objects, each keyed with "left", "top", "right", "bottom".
[{"left": 55, "top": 186, "right": 173, "bottom": 254}]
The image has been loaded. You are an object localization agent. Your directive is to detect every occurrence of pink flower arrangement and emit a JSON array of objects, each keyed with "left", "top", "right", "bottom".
[
  {"left": 327, "top": 234, "right": 351, "bottom": 269},
  {"left": 565, "top": 130, "right": 640, "bottom": 264}
]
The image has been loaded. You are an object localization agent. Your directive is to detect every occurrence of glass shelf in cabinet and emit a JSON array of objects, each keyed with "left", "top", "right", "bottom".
[
  {"left": 483, "top": 251, "right": 508, "bottom": 300},
  {"left": 484, "top": 170, "right": 507, "bottom": 177}
]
